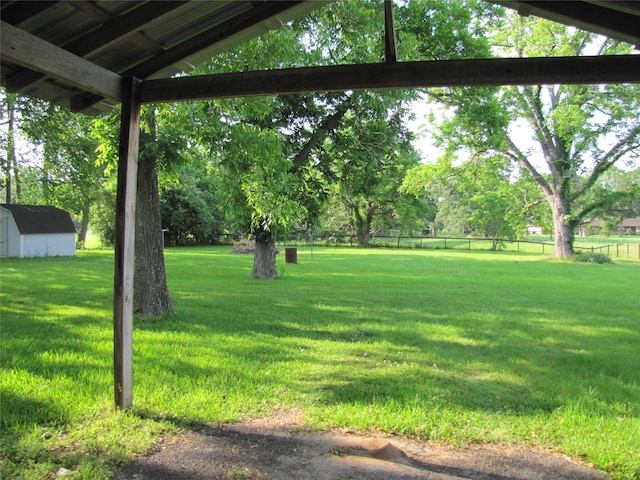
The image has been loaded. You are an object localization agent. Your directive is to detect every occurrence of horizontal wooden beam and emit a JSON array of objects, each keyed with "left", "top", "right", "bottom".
[
  {"left": 140, "top": 55, "right": 640, "bottom": 104},
  {"left": 6, "top": 2, "right": 190, "bottom": 95},
  {"left": 1, "top": 20, "right": 122, "bottom": 101}
]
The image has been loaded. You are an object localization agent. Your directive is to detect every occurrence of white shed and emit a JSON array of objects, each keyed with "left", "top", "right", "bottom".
[{"left": 0, "top": 204, "right": 76, "bottom": 258}]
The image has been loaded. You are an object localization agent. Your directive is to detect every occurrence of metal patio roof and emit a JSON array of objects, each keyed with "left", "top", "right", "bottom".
[
  {"left": 1, "top": 1, "right": 326, "bottom": 114},
  {"left": 492, "top": 1, "right": 640, "bottom": 47},
  {"left": 1, "top": 0, "right": 639, "bottom": 115}
]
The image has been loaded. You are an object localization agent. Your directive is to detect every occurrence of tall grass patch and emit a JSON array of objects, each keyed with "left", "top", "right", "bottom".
[{"left": 1, "top": 247, "right": 639, "bottom": 478}]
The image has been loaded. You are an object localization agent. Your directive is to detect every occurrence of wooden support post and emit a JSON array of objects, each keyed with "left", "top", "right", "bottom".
[
  {"left": 384, "top": 0, "right": 397, "bottom": 63},
  {"left": 114, "top": 77, "right": 141, "bottom": 410}
]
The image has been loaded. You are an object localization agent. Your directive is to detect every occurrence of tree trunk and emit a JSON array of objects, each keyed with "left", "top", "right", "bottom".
[
  {"left": 5, "top": 95, "right": 15, "bottom": 204},
  {"left": 356, "top": 228, "right": 371, "bottom": 247},
  {"left": 355, "top": 215, "right": 369, "bottom": 246},
  {"left": 353, "top": 204, "right": 372, "bottom": 246},
  {"left": 252, "top": 230, "right": 278, "bottom": 279},
  {"left": 354, "top": 202, "right": 377, "bottom": 247},
  {"left": 134, "top": 110, "right": 173, "bottom": 317},
  {"left": 550, "top": 195, "right": 575, "bottom": 258},
  {"left": 77, "top": 203, "right": 90, "bottom": 249},
  {"left": 11, "top": 146, "right": 21, "bottom": 203}
]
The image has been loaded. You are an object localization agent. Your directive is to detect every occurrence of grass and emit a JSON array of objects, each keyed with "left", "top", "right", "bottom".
[{"left": 1, "top": 246, "right": 639, "bottom": 479}]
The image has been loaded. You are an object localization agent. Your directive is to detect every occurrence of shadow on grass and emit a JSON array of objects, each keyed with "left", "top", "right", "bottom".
[
  {"left": 1, "top": 248, "right": 639, "bottom": 471},
  {"left": 134, "top": 249, "right": 640, "bottom": 422},
  {"left": 0, "top": 390, "right": 68, "bottom": 429}
]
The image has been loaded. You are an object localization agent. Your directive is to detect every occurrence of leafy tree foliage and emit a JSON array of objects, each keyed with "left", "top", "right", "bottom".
[
  {"left": 402, "top": 155, "right": 530, "bottom": 246},
  {"left": 179, "top": 0, "right": 501, "bottom": 265},
  {"left": 583, "top": 166, "right": 640, "bottom": 235},
  {"left": 325, "top": 92, "right": 420, "bottom": 245},
  {"left": 430, "top": 13, "right": 640, "bottom": 257},
  {"left": 159, "top": 163, "right": 225, "bottom": 246},
  {"left": 1, "top": 92, "right": 107, "bottom": 248}
]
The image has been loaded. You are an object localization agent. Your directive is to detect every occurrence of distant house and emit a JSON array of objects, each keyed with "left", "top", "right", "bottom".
[
  {"left": 527, "top": 225, "right": 544, "bottom": 235},
  {"left": 583, "top": 218, "right": 640, "bottom": 236},
  {"left": 0, "top": 204, "right": 76, "bottom": 258},
  {"left": 621, "top": 218, "right": 640, "bottom": 235}
]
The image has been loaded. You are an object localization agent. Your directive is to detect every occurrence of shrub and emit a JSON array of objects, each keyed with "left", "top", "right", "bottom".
[{"left": 575, "top": 252, "right": 613, "bottom": 264}]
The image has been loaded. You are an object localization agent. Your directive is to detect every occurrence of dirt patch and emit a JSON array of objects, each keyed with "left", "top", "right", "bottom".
[{"left": 114, "top": 410, "right": 606, "bottom": 480}]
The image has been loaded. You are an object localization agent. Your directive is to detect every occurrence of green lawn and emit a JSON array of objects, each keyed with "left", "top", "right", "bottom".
[{"left": 1, "top": 247, "right": 639, "bottom": 479}]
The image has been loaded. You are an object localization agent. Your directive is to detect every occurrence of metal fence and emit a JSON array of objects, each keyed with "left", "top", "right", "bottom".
[{"left": 276, "top": 234, "right": 640, "bottom": 260}]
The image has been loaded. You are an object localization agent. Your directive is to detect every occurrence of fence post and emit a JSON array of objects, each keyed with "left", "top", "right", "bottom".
[
  {"left": 542, "top": 243, "right": 545, "bottom": 254},
  {"left": 444, "top": 237, "right": 447, "bottom": 249},
  {"left": 617, "top": 243, "right": 619, "bottom": 258},
  {"left": 627, "top": 243, "right": 630, "bottom": 258}
]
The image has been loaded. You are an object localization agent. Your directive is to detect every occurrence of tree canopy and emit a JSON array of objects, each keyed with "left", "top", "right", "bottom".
[
  {"left": 423, "top": 12, "right": 640, "bottom": 257},
  {"left": 2, "top": 0, "right": 638, "bottom": 276}
]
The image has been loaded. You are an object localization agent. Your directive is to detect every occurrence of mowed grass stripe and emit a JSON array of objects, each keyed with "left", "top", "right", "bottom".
[{"left": 1, "top": 246, "right": 638, "bottom": 479}]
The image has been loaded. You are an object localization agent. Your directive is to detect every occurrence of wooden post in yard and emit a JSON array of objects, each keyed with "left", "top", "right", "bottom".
[{"left": 114, "top": 77, "right": 141, "bottom": 410}]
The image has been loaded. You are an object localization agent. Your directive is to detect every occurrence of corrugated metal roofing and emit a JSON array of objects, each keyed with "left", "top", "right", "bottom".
[
  {"left": 1, "top": 204, "right": 77, "bottom": 234},
  {"left": 1, "top": 0, "right": 638, "bottom": 115},
  {"left": 491, "top": 1, "right": 640, "bottom": 47},
  {"left": 1, "top": 1, "right": 326, "bottom": 114}
]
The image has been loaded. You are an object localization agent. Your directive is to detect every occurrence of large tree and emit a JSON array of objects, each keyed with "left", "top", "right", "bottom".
[
  {"left": 159, "top": 162, "right": 225, "bottom": 247},
  {"left": 133, "top": 108, "right": 173, "bottom": 316},
  {"left": 192, "top": 0, "right": 497, "bottom": 270},
  {"left": 433, "top": 14, "right": 640, "bottom": 257},
  {"left": 93, "top": 105, "right": 178, "bottom": 315},
  {"left": 401, "top": 155, "right": 532, "bottom": 245}
]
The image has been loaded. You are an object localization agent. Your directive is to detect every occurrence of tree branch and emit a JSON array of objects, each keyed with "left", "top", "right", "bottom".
[
  {"left": 569, "top": 125, "right": 640, "bottom": 203},
  {"left": 504, "top": 134, "right": 553, "bottom": 199},
  {"left": 290, "top": 96, "right": 352, "bottom": 173}
]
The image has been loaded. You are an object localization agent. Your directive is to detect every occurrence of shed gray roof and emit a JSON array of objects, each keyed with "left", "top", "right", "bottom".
[{"left": 1, "top": 204, "right": 76, "bottom": 234}]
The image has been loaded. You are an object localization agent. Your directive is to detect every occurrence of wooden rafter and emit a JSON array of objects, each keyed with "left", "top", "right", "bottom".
[
  {"left": 5, "top": 2, "right": 189, "bottom": 94},
  {"left": 70, "top": 1, "right": 305, "bottom": 112},
  {"left": 1, "top": 20, "right": 122, "bottom": 101},
  {"left": 139, "top": 55, "right": 640, "bottom": 104}
]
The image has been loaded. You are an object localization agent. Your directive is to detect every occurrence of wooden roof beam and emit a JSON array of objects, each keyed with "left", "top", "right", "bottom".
[
  {"left": 1, "top": 20, "right": 122, "bottom": 101},
  {"left": 70, "top": 1, "right": 304, "bottom": 112},
  {"left": 139, "top": 55, "right": 640, "bottom": 104},
  {"left": 5, "top": 2, "right": 189, "bottom": 94}
]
